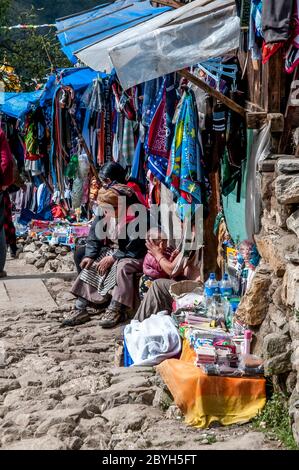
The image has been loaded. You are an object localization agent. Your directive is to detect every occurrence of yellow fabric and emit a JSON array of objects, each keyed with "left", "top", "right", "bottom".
[{"left": 156, "top": 340, "right": 266, "bottom": 428}]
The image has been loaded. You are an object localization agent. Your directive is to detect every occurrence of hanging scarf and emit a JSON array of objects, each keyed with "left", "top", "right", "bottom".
[
  {"left": 165, "top": 91, "right": 203, "bottom": 221},
  {"left": 145, "top": 78, "right": 169, "bottom": 160}
]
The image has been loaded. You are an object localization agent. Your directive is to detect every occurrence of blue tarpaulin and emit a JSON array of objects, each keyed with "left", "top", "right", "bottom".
[
  {"left": 0, "top": 90, "right": 43, "bottom": 119},
  {"left": 0, "top": 67, "right": 101, "bottom": 117},
  {"left": 40, "top": 67, "right": 102, "bottom": 105},
  {"left": 56, "top": 0, "right": 171, "bottom": 64}
]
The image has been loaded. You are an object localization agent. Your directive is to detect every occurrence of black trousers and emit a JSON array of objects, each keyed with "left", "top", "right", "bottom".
[{"left": 74, "top": 245, "right": 86, "bottom": 274}]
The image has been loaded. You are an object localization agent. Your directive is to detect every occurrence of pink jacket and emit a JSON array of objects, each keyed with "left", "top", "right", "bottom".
[
  {"left": 0, "top": 129, "right": 13, "bottom": 189},
  {"left": 143, "top": 252, "right": 169, "bottom": 279}
]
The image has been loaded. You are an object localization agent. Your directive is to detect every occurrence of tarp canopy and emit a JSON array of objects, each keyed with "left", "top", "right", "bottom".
[
  {"left": 40, "top": 67, "right": 101, "bottom": 105},
  {"left": 109, "top": 0, "right": 240, "bottom": 89},
  {"left": 0, "top": 90, "right": 43, "bottom": 119},
  {"left": 75, "top": 0, "right": 239, "bottom": 87},
  {"left": 0, "top": 67, "right": 100, "bottom": 118},
  {"left": 56, "top": 0, "right": 172, "bottom": 64}
]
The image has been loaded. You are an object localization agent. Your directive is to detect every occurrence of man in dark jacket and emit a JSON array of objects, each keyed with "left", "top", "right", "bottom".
[{"left": 0, "top": 129, "right": 14, "bottom": 277}]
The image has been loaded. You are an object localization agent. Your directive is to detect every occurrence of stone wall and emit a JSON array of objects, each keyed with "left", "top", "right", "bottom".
[
  {"left": 236, "top": 155, "right": 299, "bottom": 445},
  {"left": 17, "top": 238, "right": 75, "bottom": 273}
]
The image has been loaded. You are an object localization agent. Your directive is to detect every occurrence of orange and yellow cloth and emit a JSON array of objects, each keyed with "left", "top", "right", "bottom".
[{"left": 156, "top": 340, "right": 266, "bottom": 428}]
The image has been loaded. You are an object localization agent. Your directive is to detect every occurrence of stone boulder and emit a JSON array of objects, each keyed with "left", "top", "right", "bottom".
[
  {"left": 255, "top": 232, "right": 296, "bottom": 277},
  {"left": 263, "top": 333, "right": 290, "bottom": 359},
  {"left": 276, "top": 158, "right": 299, "bottom": 174},
  {"left": 286, "top": 209, "right": 299, "bottom": 238},
  {"left": 282, "top": 264, "right": 299, "bottom": 306},
  {"left": 24, "top": 253, "right": 36, "bottom": 265},
  {"left": 264, "top": 351, "right": 292, "bottom": 376},
  {"left": 275, "top": 175, "right": 299, "bottom": 204},
  {"left": 236, "top": 270, "right": 271, "bottom": 326}
]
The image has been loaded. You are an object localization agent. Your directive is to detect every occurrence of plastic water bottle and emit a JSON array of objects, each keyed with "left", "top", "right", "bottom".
[
  {"left": 204, "top": 273, "right": 220, "bottom": 307},
  {"left": 219, "top": 273, "right": 233, "bottom": 297}
]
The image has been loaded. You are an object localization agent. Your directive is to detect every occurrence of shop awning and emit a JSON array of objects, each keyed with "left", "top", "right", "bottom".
[
  {"left": 56, "top": 0, "right": 172, "bottom": 64},
  {"left": 0, "top": 90, "right": 43, "bottom": 119},
  {"left": 74, "top": 0, "right": 239, "bottom": 89},
  {"left": 109, "top": 0, "right": 240, "bottom": 89}
]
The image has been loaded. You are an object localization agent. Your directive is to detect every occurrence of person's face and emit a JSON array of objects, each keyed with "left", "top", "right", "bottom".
[{"left": 99, "top": 176, "right": 112, "bottom": 189}]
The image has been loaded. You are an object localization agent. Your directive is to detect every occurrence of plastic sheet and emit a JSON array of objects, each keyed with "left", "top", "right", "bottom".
[
  {"left": 245, "top": 122, "right": 271, "bottom": 241},
  {"left": 56, "top": 0, "right": 171, "bottom": 64},
  {"left": 109, "top": 0, "right": 240, "bottom": 89}
]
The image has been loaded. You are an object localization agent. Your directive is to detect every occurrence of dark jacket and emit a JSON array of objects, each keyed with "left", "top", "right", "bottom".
[{"left": 84, "top": 214, "right": 147, "bottom": 261}]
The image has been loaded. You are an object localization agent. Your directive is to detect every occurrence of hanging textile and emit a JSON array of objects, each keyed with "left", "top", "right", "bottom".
[
  {"left": 165, "top": 90, "right": 204, "bottom": 221},
  {"left": 145, "top": 78, "right": 169, "bottom": 161},
  {"left": 262, "top": 0, "right": 294, "bottom": 43},
  {"left": 249, "top": 0, "right": 263, "bottom": 60}
]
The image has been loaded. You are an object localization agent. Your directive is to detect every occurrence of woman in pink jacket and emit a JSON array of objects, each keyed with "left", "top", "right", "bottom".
[{"left": 0, "top": 129, "right": 14, "bottom": 277}]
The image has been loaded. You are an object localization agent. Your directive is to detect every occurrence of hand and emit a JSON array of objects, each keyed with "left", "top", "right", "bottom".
[
  {"left": 96, "top": 255, "right": 115, "bottom": 275},
  {"left": 146, "top": 239, "right": 163, "bottom": 260},
  {"left": 80, "top": 257, "right": 94, "bottom": 270},
  {"left": 169, "top": 248, "right": 180, "bottom": 262}
]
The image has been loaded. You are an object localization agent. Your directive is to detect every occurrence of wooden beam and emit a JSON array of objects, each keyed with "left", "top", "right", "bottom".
[
  {"left": 155, "top": 0, "right": 183, "bottom": 8},
  {"left": 246, "top": 111, "right": 267, "bottom": 129},
  {"left": 178, "top": 69, "right": 247, "bottom": 118},
  {"left": 262, "top": 50, "right": 282, "bottom": 112}
]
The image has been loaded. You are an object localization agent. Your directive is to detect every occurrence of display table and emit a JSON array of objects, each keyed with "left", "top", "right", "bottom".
[{"left": 156, "top": 340, "right": 266, "bottom": 428}]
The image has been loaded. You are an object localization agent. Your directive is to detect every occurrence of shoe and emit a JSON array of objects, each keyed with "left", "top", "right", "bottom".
[
  {"left": 99, "top": 308, "right": 126, "bottom": 329},
  {"left": 61, "top": 309, "right": 90, "bottom": 327},
  {"left": 0, "top": 271, "right": 7, "bottom": 279}
]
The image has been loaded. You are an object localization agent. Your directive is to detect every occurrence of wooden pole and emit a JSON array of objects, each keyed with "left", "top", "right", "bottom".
[{"left": 178, "top": 69, "right": 247, "bottom": 118}]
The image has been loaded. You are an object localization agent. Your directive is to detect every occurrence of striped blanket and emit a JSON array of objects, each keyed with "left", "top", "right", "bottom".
[{"left": 79, "top": 247, "right": 117, "bottom": 296}]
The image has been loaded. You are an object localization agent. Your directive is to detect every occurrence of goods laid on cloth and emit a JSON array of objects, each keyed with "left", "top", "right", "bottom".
[
  {"left": 157, "top": 340, "right": 266, "bottom": 428},
  {"left": 124, "top": 312, "right": 181, "bottom": 366}
]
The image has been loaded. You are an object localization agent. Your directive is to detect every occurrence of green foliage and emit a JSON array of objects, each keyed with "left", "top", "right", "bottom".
[
  {"left": 253, "top": 392, "right": 298, "bottom": 450},
  {"left": 0, "top": 1, "right": 70, "bottom": 90},
  {"left": 10, "top": 0, "right": 108, "bottom": 23}
]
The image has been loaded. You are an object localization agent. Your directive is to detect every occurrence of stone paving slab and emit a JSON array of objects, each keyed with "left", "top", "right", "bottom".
[{"left": 0, "top": 278, "right": 57, "bottom": 311}]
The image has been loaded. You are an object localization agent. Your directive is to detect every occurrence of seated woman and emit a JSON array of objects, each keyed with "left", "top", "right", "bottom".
[
  {"left": 135, "top": 234, "right": 203, "bottom": 323},
  {"left": 139, "top": 228, "right": 174, "bottom": 301},
  {"left": 63, "top": 162, "right": 147, "bottom": 328}
]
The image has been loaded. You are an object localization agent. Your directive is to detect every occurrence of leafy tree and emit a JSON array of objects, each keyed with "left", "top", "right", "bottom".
[{"left": 0, "top": 1, "right": 71, "bottom": 91}]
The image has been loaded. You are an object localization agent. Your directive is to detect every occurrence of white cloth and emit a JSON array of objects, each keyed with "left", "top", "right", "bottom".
[{"left": 124, "top": 313, "right": 181, "bottom": 366}]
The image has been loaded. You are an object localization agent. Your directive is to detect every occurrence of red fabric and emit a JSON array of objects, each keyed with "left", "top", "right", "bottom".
[
  {"left": 51, "top": 205, "right": 65, "bottom": 219},
  {"left": 0, "top": 129, "right": 14, "bottom": 189},
  {"left": 262, "top": 41, "right": 284, "bottom": 64},
  {"left": 127, "top": 182, "right": 148, "bottom": 207}
]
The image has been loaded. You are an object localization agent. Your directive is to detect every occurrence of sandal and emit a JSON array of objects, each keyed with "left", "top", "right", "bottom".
[{"left": 61, "top": 309, "right": 90, "bottom": 327}]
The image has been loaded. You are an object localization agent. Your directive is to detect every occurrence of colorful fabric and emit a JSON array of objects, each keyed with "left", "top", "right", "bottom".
[
  {"left": 165, "top": 91, "right": 203, "bottom": 221},
  {"left": 122, "top": 118, "right": 137, "bottom": 167},
  {"left": 145, "top": 78, "right": 169, "bottom": 160},
  {"left": 139, "top": 274, "right": 154, "bottom": 301},
  {"left": 157, "top": 340, "right": 266, "bottom": 428},
  {"left": 147, "top": 155, "right": 168, "bottom": 185},
  {"left": 249, "top": 0, "right": 263, "bottom": 59}
]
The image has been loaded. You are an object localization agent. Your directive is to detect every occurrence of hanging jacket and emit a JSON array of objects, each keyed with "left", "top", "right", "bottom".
[{"left": 262, "top": 0, "right": 294, "bottom": 43}]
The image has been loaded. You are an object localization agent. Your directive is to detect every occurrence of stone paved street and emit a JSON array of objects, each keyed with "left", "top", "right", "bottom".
[{"left": 0, "top": 258, "right": 283, "bottom": 450}]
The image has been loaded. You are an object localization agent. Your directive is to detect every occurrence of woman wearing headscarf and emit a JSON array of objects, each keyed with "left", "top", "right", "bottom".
[{"left": 63, "top": 162, "right": 147, "bottom": 328}]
